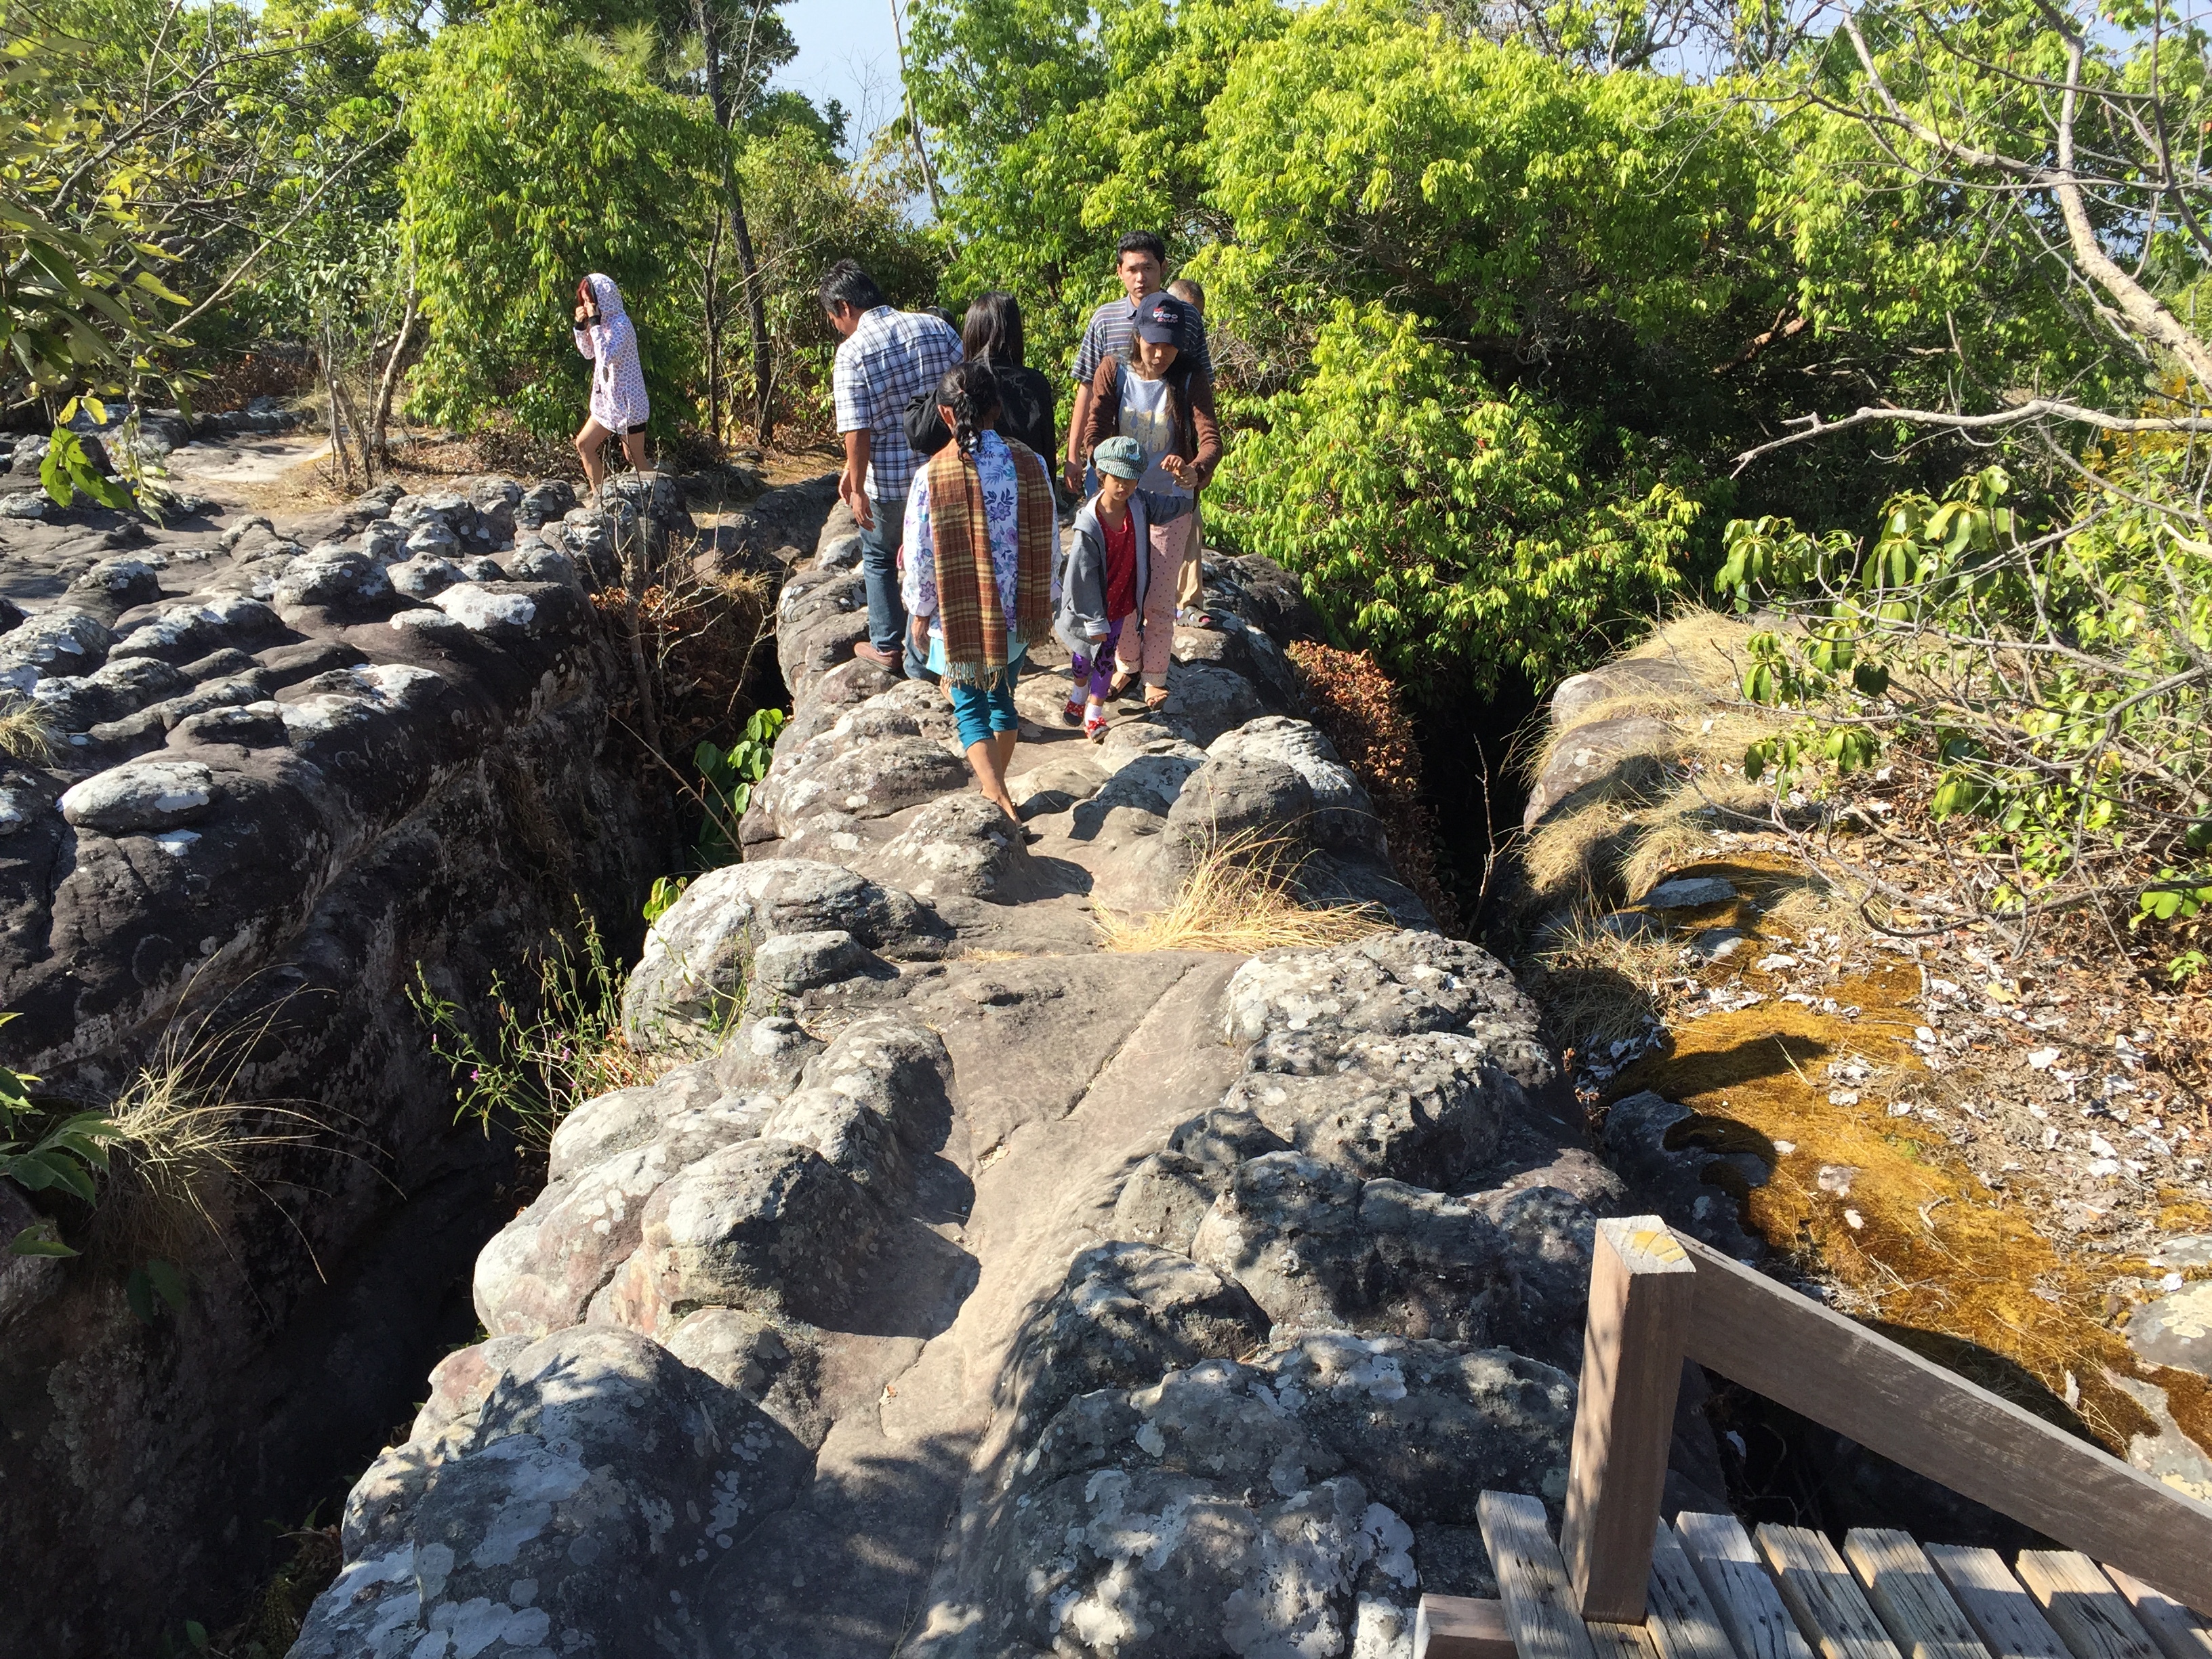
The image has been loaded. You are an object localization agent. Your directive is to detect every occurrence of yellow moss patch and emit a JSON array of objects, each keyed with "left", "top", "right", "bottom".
[{"left": 1605, "top": 858, "right": 2212, "bottom": 1466}]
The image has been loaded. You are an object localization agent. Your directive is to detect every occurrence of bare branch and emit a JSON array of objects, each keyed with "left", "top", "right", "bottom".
[{"left": 1733, "top": 397, "right": 2212, "bottom": 472}]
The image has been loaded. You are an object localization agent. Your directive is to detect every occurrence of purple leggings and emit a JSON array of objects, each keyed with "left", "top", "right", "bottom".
[{"left": 1069, "top": 617, "right": 1129, "bottom": 702}]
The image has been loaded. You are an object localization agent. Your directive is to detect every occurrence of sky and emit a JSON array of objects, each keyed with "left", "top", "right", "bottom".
[{"left": 773, "top": 0, "right": 913, "bottom": 161}]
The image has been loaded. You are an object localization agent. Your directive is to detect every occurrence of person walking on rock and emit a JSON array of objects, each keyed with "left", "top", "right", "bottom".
[
  {"left": 572, "top": 273, "right": 649, "bottom": 494},
  {"left": 907, "top": 290, "right": 1057, "bottom": 464},
  {"left": 823, "top": 259, "right": 963, "bottom": 678},
  {"left": 1063, "top": 231, "right": 1210, "bottom": 497},
  {"left": 1057, "top": 436, "right": 1151, "bottom": 741},
  {"left": 901, "top": 363, "right": 1056, "bottom": 822},
  {"left": 1079, "top": 293, "right": 1221, "bottom": 710},
  {"left": 1166, "top": 276, "right": 1216, "bottom": 630}
]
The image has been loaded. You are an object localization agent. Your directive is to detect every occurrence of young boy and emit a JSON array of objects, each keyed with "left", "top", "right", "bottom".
[
  {"left": 1166, "top": 277, "right": 1215, "bottom": 629},
  {"left": 1054, "top": 436, "right": 1151, "bottom": 741}
]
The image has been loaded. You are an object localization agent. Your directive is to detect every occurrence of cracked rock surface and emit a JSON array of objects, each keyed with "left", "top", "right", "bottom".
[
  {"left": 0, "top": 470, "right": 776, "bottom": 1659},
  {"left": 289, "top": 506, "right": 1674, "bottom": 1659}
]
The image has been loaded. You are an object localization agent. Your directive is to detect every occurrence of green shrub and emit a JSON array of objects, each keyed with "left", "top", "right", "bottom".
[
  {"left": 1213, "top": 302, "right": 1702, "bottom": 696},
  {"left": 409, "top": 916, "right": 668, "bottom": 1153}
]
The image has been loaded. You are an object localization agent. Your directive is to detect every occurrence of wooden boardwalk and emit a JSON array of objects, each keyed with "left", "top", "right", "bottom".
[
  {"left": 1419, "top": 1506, "right": 2212, "bottom": 1659},
  {"left": 1416, "top": 1218, "right": 2212, "bottom": 1659}
]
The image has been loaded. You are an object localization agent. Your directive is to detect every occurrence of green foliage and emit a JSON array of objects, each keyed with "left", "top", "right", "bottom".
[
  {"left": 0, "top": 1015, "right": 123, "bottom": 1256},
  {"left": 1758, "top": 2, "right": 2188, "bottom": 425},
  {"left": 408, "top": 916, "right": 659, "bottom": 1151},
  {"left": 1213, "top": 302, "right": 1702, "bottom": 695},
  {"left": 0, "top": 30, "right": 192, "bottom": 410},
  {"left": 693, "top": 705, "right": 784, "bottom": 864},
  {"left": 125, "top": 1257, "right": 190, "bottom": 1323},
  {"left": 394, "top": 2, "right": 722, "bottom": 436},
  {"left": 41, "top": 398, "right": 131, "bottom": 509},
  {"left": 642, "top": 874, "right": 690, "bottom": 924},
  {"left": 1723, "top": 453, "right": 2212, "bottom": 927}
]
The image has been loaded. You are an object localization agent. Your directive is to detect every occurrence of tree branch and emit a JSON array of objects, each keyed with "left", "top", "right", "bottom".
[{"left": 1732, "top": 397, "right": 2212, "bottom": 472}]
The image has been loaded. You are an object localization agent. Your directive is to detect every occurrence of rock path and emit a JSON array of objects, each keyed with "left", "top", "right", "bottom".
[{"left": 290, "top": 510, "right": 1702, "bottom": 1659}]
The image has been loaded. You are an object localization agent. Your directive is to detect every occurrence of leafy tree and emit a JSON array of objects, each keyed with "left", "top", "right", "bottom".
[
  {"left": 0, "top": 28, "right": 191, "bottom": 419},
  {"left": 393, "top": 1, "right": 721, "bottom": 438},
  {"left": 1216, "top": 302, "right": 1701, "bottom": 695}
]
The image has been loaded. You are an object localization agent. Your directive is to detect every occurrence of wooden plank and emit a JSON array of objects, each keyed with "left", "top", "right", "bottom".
[
  {"left": 2104, "top": 1568, "right": 2212, "bottom": 1659},
  {"left": 2015, "top": 1553, "right": 2161, "bottom": 1659},
  {"left": 1593, "top": 1620, "right": 1668, "bottom": 1659},
  {"left": 1648, "top": 1518, "right": 1745, "bottom": 1659},
  {"left": 1676, "top": 1511, "right": 1816, "bottom": 1659},
  {"left": 1416, "top": 1595, "right": 1518, "bottom": 1659},
  {"left": 1840, "top": 1527, "right": 1987, "bottom": 1659},
  {"left": 1925, "top": 1544, "right": 2072, "bottom": 1659},
  {"left": 1676, "top": 1233, "right": 2212, "bottom": 1616},
  {"left": 1479, "top": 1490, "right": 1603, "bottom": 1659},
  {"left": 1562, "top": 1218, "right": 1701, "bottom": 1622},
  {"left": 1757, "top": 1524, "right": 1904, "bottom": 1659}
]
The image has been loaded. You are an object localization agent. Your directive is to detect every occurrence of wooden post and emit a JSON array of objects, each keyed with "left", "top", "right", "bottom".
[{"left": 1561, "top": 1216, "right": 1700, "bottom": 1623}]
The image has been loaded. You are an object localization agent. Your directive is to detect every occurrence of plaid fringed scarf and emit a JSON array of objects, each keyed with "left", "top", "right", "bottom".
[{"left": 926, "top": 438, "right": 1056, "bottom": 687}]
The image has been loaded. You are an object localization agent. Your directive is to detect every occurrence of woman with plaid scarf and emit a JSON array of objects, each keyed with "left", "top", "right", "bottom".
[{"left": 901, "top": 363, "right": 1058, "bottom": 823}]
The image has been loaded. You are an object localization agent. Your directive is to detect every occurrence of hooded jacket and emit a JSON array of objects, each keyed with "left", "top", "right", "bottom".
[
  {"left": 1055, "top": 490, "right": 1152, "bottom": 656},
  {"left": 572, "top": 273, "right": 649, "bottom": 431}
]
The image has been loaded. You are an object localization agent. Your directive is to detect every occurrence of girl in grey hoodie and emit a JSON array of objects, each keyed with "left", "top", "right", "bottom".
[{"left": 1054, "top": 436, "right": 1151, "bottom": 740}]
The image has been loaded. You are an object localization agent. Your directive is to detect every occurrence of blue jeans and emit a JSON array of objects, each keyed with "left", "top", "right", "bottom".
[
  {"left": 859, "top": 492, "right": 905, "bottom": 656},
  {"left": 947, "top": 656, "right": 1024, "bottom": 750}
]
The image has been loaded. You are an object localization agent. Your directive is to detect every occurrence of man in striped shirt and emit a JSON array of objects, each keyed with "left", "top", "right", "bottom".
[
  {"left": 1062, "top": 230, "right": 1213, "bottom": 495},
  {"left": 823, "top": 259, "right": 963, "bottom": 673}
]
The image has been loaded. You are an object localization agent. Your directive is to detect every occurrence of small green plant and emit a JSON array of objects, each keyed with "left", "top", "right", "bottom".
[
  {"left": 0, "top": 1014, "right": 124, "bottom": 1257},
  {"left": 43, "top": 397, "right": 136, "bottom": 511},
  {"left": 693, "top": 705, "right": 785, "bottom": 865},
  {"left": 409, "top": 915, "right": 669, "bottom": 1152},
  {"left": 642, "top": 874, "right": 690, "bottom": 924}
]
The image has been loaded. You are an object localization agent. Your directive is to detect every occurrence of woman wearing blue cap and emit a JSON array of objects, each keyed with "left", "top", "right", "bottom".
[{"left": 1078, "top": 293, "right": 1221, "bottom": 710}]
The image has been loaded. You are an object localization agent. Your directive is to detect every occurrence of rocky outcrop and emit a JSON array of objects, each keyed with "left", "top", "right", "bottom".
[
  {"left": 0, "top": 472, "right": 713, "bottom": 1659},
  {"left": 288, "top": 512, "right": 1719, "bottom": 1658}
]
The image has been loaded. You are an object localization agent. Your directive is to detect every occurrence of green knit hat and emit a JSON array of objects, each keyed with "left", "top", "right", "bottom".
[{"left": 1094, "top": 436, "right": 1145, "bottom": 481}]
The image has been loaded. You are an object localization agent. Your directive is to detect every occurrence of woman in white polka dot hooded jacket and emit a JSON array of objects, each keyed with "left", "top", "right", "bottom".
[{"left": 572, "top": 271, "right": 649, "bottom": 492}]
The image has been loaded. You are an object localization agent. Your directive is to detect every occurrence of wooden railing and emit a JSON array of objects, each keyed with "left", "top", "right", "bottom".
[{"left": 1537, "top": 1217, "right": 2212, "bottom": 1624}]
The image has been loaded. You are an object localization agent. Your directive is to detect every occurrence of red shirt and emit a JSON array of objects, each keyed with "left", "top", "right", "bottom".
[{"left": 1101, "top": 506, "right": 1139, "bottom": 618}]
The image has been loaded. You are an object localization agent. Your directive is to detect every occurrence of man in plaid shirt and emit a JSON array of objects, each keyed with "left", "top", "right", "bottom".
[{"left": 822, "top": 259, "right": 963, "bottom": 674}]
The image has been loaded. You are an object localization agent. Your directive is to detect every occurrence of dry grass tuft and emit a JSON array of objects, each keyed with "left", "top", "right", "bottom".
[
  {"left": 1618, "top": 775, "right": 1777, "bottom": 899},
  {"left": 0, "top": 696, "right": 59, "bottom": 764},
  {"left": 1525, "top": 909, "right": 1682, "bottom": 1054},
  {"left": 1097, "top": 832, "right": 1390, "bottom": 956},
  {"left": 1524, "top": 689, "right": 1705, "bottom": 785},
  {"left": 1523, "top": 796, "right": 1637, "bottom": 901},
  {"left": 1757, "top": 867, "right": 1868, "bottom": 941},
  {"left": 1624, "top": 605, "right": 1759, "bottom": 690},
  {"left": 96, "top": 1001, "right": 365, "bottom": 1266}
]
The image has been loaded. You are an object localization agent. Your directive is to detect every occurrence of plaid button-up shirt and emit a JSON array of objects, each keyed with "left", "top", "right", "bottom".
[{"left": 832, "top": 306, "right": 964, "bottom": 509}]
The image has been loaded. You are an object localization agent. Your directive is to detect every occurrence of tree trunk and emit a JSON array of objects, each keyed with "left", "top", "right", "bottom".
[
  {"left": 335, "top": 379, "right": 374, "bottom": 486},
  {"left": 693, "top": 0, "right": 776, "bottom": 450},
  {"left": 372, "top": 280, "right": 418, "bottom": 468},
  {"left": 703, "top": 209, "right": 724, "bottom": 450},
  {"left": 323, "top": 332, "right": 356, "bottom": 493}
]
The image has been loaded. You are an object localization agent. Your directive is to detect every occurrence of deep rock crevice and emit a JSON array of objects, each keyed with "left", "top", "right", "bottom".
[{"left": 0, "top": 472, "right": 808, "bottom": 1658}]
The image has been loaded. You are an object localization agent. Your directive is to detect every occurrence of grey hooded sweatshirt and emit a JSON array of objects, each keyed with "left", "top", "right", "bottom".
[{"left": 1054, "top": 491, "right": 1153, "bottom": 657}]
